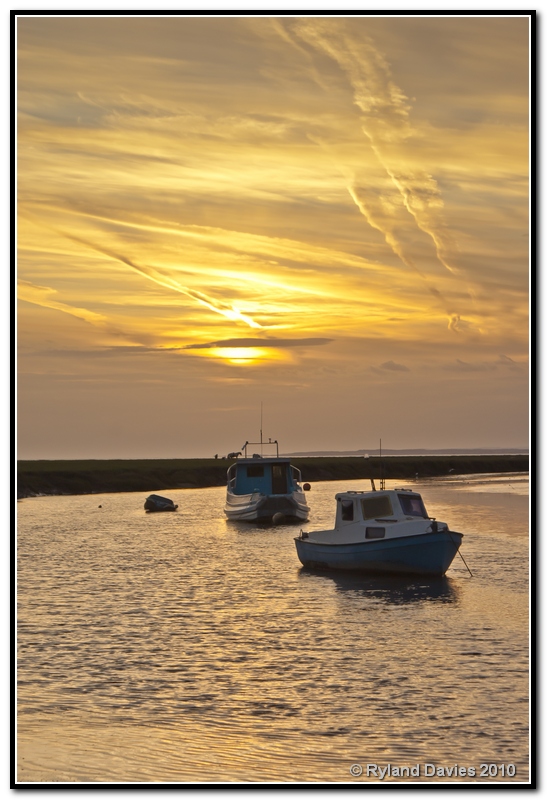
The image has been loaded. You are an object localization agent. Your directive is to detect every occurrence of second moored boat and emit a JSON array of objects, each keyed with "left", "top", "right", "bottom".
[{"left": 224, "top": 439, "right": 310, "bottom": 523}]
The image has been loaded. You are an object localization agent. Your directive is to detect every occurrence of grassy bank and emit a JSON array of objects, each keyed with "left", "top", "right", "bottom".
[{"left": 16, "top": 455, "right": 529, "bottom": 498}]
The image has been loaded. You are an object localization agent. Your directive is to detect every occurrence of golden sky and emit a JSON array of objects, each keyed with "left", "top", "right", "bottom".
[{"left": 17, "top": 14, "right": 530, "bottom": 458}]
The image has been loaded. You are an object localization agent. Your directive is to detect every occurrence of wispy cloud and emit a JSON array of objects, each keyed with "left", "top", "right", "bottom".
[
  {"left": 379, "top": 360, "right": 410, "bottom": 372},
  {"left": 184, "top": 337, "right": 333, "bottom": 349},
  {"left": 50, "top": 227, "right": 263, "bottom": 329},
  {"left": 347, "top": 182, "right": 455, "bottom": 319},
  {"left": 18, "top": 279, "right": 107, "bottom": 326},
  {"left": 291, "top": 18, "right": 460, "bottom": 268},
  {"left": 443, "top": 355, "right": 523, "bottom": 372},
  {"left": 284, "top": 18, "right": 478, "bottom": 331}
]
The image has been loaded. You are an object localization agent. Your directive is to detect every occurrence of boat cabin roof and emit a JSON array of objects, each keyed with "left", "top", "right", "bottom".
[
  {"left": 335, "top": 488, "right": 419, "bottom": 500},
  {"left": 233, "top": 456, "right": 293, "bottom": 466},
  {"left": 335, "top": 488, "right": 429, "bottom": 522}
]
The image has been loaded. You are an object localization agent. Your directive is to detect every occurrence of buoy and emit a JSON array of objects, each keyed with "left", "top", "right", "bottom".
[
  {"left": 303, "top": 483, "right": 311, "bottom": 491},
  {"left": 272, "top": 512, "right": 285, "bottom": 524}
]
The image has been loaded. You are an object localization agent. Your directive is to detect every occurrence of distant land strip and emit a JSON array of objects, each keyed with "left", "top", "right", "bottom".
[
  {"left": 285, "top": 447, "right": 529, "bottom": 457},
  {"left": 16, "top": 455, "right": 529, "bottom": 499}
]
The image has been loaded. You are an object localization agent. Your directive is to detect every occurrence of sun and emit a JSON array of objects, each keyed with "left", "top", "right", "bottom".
[
  {"left": 203, "top": 347, "right": 290, "bottom": 365},
  {"left": 212, "top": 347, "right": 269, "bottom": 364}
]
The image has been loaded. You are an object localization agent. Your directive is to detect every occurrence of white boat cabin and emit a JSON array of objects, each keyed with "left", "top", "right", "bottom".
[
  {"left": 336, "top": 488, "right": 428, "bottom": 526},
  {"left": 302, "top": 488, "right": 446, "bottom": 545}
]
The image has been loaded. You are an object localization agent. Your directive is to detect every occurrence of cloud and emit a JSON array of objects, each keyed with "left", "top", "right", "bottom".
[
  {"left": 291, "top": 18, "right": 461, "bottom": 274},
  {"left": 28, "top": 345, "right": 186, "bottom": 358},
  {"left": 347, "top": 181, "right": 454, "bottom": 316},
  {"left": 184, "top": 337, "right": 333, "bottom": 350},
  {"left": 38, "top": 225, "right": 263, "bottom": 330},
  {"left": 379, "top": 360, "right": 410, "bottom": 372},
  {"left": 444, "top": 354, "right": 523, "bottom": 373},
  {"left": 448, "top": 314, "right": 481, "bottom": 334},
  {"left": 496, "top": 354, "right": 521, "bottom": 370},
  {"left": 18, "top": 279, "right": 107, "bottom": 326},
  {"left": 454, "top": 359, "right": 493, "bottom": 372},
  {"left": 285, "top": 18, "right": 483, "bottom": 331},
  {"left": 29, "top": 339, "right": 335, "bottom": 359}
]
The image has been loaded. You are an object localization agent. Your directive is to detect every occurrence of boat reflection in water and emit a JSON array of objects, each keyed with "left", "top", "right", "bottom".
[{"left": 298, "top": 568, "right": 461, "bottom": 606}]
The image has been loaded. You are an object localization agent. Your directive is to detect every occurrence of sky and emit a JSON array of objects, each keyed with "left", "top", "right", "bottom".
[{"left": 16, "top": 12, "right": 530, "bottom": 460}]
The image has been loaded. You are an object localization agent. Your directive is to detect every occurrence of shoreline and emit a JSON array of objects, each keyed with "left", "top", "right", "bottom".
[{"left": 16, "top": 455, "right": 529, "bottom": 499}]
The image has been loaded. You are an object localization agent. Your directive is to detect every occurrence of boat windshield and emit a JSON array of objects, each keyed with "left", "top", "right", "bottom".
[
  {"left": 398, "top": 493, "right": 428, "bottom": 518},
  {"left": 361, "top": 495, "right": 393, "bottom": 520}
]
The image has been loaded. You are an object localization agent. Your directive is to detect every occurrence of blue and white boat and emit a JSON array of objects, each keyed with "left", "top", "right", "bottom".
[
  {"left": 224, "top": 439, "right": 310, "bottom": 523},
  {"left": 295, "top": 484, "right": 463, "bottom": 576}
]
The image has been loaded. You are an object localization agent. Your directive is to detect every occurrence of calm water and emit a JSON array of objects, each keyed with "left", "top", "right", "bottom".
[{"left": 17, "top": 473, "right": 530, "bottom": 784}]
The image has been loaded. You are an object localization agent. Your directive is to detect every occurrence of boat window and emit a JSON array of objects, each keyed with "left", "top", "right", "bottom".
[
  {"left": 361, "top": 495, "right": 393, "bottom": 519},
  {"left": 341, "top": 500, "right": 354, "bottom": 521},
  {"left": 398, "top": 494, "right": 427, "bottom": 517},
  {"left": 272, "top": 464, "right": 288, "bottom": 494},
  {"left": 247, "top": 466, "right": 264, "bottom": 478},
  {"left": 365, "top": 527, "right": 385, "bottom": 539}
]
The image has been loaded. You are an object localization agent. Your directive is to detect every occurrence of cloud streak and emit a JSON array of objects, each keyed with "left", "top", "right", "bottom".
[
  {"left": 68, "top": 230, "right": 263, "bottom": 328},
  {"left": 18, "top": 279, "right": 107, "bottom": 326},
  {"left": 347, "top": 182, "right": 456, "bottom": 319},
  {"left": 184, "top": 337, "right": 333, "bottom": 349},
  {"left": 292, "top": 19, "right": 460, "bottom": 268},
  {"left": 42, "top": 225, "right": 263, "bottom": 330},
  {"left": 287, "top": 18, "right": 474, "bottom": 330}
]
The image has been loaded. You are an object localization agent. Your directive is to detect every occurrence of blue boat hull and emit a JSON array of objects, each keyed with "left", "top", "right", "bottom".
[{"left": 294, "top": 530, "right": 463, "bottom": 576}]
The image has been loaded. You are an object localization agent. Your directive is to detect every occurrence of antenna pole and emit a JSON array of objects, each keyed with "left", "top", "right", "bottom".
[
  {"left": 260, "top": 401, "right": 263, "bottom": 456},
  {"left": 380, "top": 438, "right": 384, "bottom": 490}
]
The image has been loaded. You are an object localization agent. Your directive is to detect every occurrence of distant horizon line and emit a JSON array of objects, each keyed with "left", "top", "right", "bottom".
[
  {"left": 17, "top": 447, "right": 530, "bottom": 462},
  {"left": 283, "top": 447, "right": 530, "bottom": 457}
]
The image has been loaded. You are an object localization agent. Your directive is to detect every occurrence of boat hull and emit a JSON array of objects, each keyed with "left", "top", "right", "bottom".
[
  {"left": 294, "top": 530, "right": 463, "bottom": 576},
  {"left": 225, "top": 491, "right": 309, "bottom": 522}
]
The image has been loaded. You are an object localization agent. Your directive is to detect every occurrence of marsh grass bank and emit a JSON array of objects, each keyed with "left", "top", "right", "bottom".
[{"left": 16, "top": 455, "right": 529, "bottom": 499}]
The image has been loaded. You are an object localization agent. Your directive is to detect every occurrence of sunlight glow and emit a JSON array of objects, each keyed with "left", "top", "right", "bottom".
[{"left": 203, "top": 347, "right": 289, "bottom": 365}]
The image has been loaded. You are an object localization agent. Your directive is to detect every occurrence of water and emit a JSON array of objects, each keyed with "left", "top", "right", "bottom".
[{"left": 17, "top": 474, "right": 530, "bottom": 784}]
